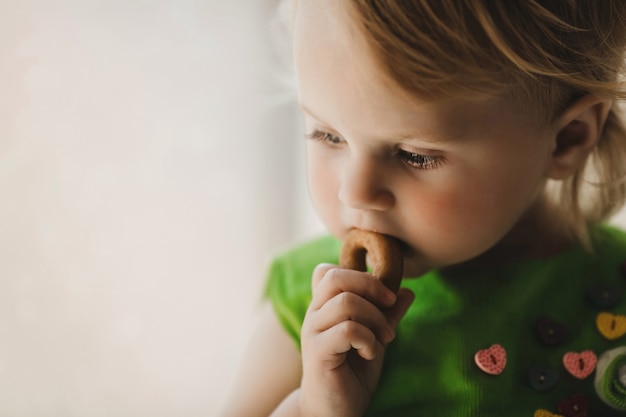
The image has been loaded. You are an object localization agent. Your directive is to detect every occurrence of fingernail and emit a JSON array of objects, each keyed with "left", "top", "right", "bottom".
[
  {"left": 315, "top": 263, "right": 334, "bottom": 272},
  {"left": 384, "top": 288, "right": 397, "bottom": 304}
]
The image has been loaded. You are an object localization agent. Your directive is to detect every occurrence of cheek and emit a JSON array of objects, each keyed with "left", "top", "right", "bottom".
[
  {"left": 406, "top": 191, "right": 501, "bottom": 263},
  {"left": 443, "top": 144, "right": 547, "bottom": 223},
  {"left": 410, "top": 187, "right": 488, "bottom": 240},
  {"left": 404, "top": 169, "right": 541, "bottom": 262}
]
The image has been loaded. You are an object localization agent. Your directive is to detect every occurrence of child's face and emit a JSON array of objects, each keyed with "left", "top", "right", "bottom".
[{"left": 294, "top": 1, "right": 558, "bottom": 275}]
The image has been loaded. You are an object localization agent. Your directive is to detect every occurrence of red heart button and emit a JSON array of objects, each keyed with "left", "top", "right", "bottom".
[
  {"left": 557, "top": 393, "right": 588, "bottom": 417},
  {"left": 563, "top": 351, "right": 597, "bottom": 380},
  {"left": 474, "top": 344, "right": 506, "bottom": 375}
]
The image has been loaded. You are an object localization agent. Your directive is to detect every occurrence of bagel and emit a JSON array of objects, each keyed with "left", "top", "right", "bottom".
[{"left": 339, "top": 229, "right": 404, "bottom": 293}]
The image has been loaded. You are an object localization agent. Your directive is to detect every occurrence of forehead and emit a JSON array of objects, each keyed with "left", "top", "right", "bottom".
[
  {"left": 293, "top": 0, "right": 370, "bottom": 87},
  {"left": 294, "top": 1, "right": 497, "bottom": 141},
  {"left": 293, "top": 0, "right": 552, "bottom": 130},
  {"left": 293, "top": 1, "right": 416, "bottom": 123},
  {"left": 293, "top": 0, "right": 351, "bottom": 45}
]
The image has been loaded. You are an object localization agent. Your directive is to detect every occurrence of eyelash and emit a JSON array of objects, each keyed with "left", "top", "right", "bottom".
[
  {"left": 305, "top": 129, "right": 446, "bottom": 171},
  {"left": 397, "top": 150, "right": 444, "bottom": 170},
  {"left": 305, "top": 130, "right": 344, "bottom": 146}
]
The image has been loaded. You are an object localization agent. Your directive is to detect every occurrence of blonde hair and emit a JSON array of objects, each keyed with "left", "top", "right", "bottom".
[{"left": 341, "top": 0, "right": 626, "bottom": 245}]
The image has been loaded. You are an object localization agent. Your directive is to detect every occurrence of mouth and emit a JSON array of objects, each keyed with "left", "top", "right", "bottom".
[{"left": 343, "top": 227, "right": 428, "bottom": 278}]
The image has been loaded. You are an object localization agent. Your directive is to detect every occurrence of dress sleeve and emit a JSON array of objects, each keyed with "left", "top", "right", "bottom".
[{"left": 263, "top": 235, "right": 341, "bottom": 350}]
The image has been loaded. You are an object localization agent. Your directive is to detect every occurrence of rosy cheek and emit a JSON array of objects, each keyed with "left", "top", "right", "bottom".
[
  {"left": 415, "top": 193, "right": 466, "bottom": 235},
  {"left": 407, "top": 185, "right": 496, "bottom": 254}
]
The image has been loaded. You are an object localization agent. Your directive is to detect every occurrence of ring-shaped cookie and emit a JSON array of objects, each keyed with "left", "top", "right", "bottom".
[{"left": 339, "top": 229, "right": 404, "bottom": 293}]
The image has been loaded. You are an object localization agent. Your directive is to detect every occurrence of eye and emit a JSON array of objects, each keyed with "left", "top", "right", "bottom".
[
  {"left": 305, "top": 129, "right": 344, "bottom": 146},
  {"left": 398, "top": 149, "right": 445, "bottom": 170}
]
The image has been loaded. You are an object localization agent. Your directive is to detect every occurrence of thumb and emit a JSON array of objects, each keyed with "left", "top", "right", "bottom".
[{"left": 385, "top": 288, "right": 415, "bottom": 329}]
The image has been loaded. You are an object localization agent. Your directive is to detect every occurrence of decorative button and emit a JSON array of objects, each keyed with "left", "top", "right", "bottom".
[
  {"left": 587, "top": 283, "right": 623, "bottom": 309},
  {"left": 557, "top": 393, "right": 588, "bottom": 417},
  {"left": 596, "top": 312, "right": 626, "bottom": 340},
  {"left": 528, "top": 365, "right": 559, "bottom": 392},
  {"left": 563, "top": 350, "right": 597, "bottom": 380},
  {"left": 474, "top": 344, "right": 506, "bottom": 375},
  {"left": 536, "top": 316, "right": 568, "bottom": 346},
  {"left": 595, "top": 346, "right": 626, "bottom": 411},
  {"left": 534, "top": 410, "right": 563, "bottom": 417}
]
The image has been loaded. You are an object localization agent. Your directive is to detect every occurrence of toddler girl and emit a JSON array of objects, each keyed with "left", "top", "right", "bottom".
[{"left": 222, "top": 1, "right": 626, "bottom": 415}]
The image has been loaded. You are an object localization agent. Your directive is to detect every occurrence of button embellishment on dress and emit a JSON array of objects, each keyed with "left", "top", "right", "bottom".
[
  {"left": 474, "top": 344, "right": 506, "bottom": 375},
  {"left": 563, "top": 351, "right": 597, "bottom": 380},
  {"left": 536, "top": 316, "right": 568, "bottom": 346},
  {"left": 528, "top": 365, "right": 560, "bottom": 392},
  {"left": 533, "top": 410, "right": 563, "bottom": 417},
  {"left": 557, "top": 393, "right": 588, "bottom": 417},
  {"left": 596, "top": 312, "right": 626, "bottom": 340},
  {"left": 587, "top": 283, "right": 623, "bottom": 309},
  {"left": 594, "top": 346, "right": 626, "bottom": 411}
]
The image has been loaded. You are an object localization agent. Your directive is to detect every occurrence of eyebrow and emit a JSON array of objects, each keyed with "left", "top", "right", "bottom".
[{"left": 298, "top": 103, "right": 327, "bottom": 125}]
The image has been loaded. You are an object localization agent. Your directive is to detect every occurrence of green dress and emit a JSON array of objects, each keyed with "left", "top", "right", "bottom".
[{"left": 265, "top": 225, "right": 626, "bottom": 416}]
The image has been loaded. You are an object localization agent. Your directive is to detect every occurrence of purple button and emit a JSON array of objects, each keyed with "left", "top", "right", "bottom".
[
  {"left": 557, "top": 393, "right": 588, "bottom": 417},
  {"left": 535, "top": 316, "right": 568, "bottom": 346}
]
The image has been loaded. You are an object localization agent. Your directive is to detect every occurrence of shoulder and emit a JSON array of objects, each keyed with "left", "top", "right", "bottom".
[
  {"left": 264, "top": 235, "right": 341, "bottom": 345},
  {"left": 588, "top": 223, "right": 626, "bottom": 272},
  {"left": 591, "top": 223, "right": 626, "bottom": 252},
  {"left": 266, "top": 234, "right": 341, "bottom": 287}
]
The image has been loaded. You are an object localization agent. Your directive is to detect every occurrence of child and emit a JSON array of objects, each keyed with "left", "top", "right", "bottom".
[{"left": 221, "top": 0, "right": 626, "bottom": 415}]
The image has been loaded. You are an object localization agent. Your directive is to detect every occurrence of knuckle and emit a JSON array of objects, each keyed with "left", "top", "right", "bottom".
[
  {"left": 337, "top": 320, "right": 359, "bottom": 339},
  {"left": 314, "top": 263, "right": 334, "bottom": 282},
  {"left": 336, "top": 291, "right": 357, "bottom": 310},
  {"left": 323, "top": 267, "right": 339, "bottom": 284}
]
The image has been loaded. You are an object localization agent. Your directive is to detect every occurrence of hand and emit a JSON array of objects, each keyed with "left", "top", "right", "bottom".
[{"left": 298, "top": 264, "right": 415, "bottom": 417}]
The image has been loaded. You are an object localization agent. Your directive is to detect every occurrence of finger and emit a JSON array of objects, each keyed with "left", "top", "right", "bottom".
[
  {"left": 384, "top": 288, "right": 415, "bottom": 330},
  {"left": 311, "top": 291, "right": 395, "bottom": 343},
  {"left": 311, "top": 263, "right": 336, "bottom": 293},
  {"left": 310, "top": 268, "right": 396, "bottom": 311},
  {"left": 314, "top": 320, "right": 379, "bottom": 364}
]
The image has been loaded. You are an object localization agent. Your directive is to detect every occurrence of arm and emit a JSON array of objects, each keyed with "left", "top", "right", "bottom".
[
  {"left": 220, "top": 265, "right": 414, "bottom": 417},
  {"left": 218, "top": 302, "right": 303, "bottom": 417}
]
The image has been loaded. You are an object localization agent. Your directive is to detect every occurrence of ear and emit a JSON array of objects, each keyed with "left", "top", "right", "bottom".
[{"left": 547, "top": 94, "right": 612, "bottom": 180}]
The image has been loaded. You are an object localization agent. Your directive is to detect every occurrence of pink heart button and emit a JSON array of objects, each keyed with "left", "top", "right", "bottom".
[
  {"left": 474, "top": 344, "right": 507, "bottom": 375},
  {"left": 562, "top": 350, "right": 597, "bottom": 380}
]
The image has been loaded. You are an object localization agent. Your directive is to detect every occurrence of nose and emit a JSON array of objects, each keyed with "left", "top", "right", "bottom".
[{"left": 338, "top": 153, "right": 395, "bottom": 211}]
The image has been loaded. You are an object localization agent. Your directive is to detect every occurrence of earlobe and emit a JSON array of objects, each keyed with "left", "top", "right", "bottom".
[{"left": 547, "top": 94, "right": 612, "bottom": 180}]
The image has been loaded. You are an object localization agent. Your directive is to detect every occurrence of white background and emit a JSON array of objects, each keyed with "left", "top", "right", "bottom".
[
  {"left": 0, "top": 1, "right": 321, "bottom": 416},
  {"left": 0, "top": 1, "right": 625, "bottom": 416}
]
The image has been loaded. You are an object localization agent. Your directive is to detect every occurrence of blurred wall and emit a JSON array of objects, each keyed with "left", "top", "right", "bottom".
[{"left": 0, "top": 1, "right": 316, "bottom": 415}]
